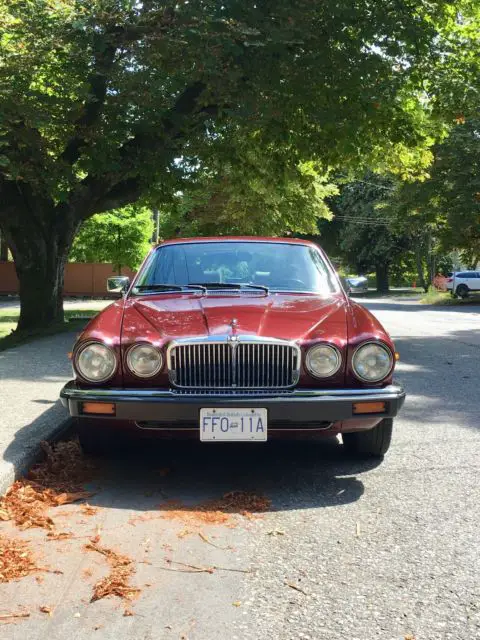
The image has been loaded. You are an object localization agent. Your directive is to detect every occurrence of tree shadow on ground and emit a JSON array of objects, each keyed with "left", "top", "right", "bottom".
[{"left": 81, "top": 436, "right": 379, "bottom": 516}]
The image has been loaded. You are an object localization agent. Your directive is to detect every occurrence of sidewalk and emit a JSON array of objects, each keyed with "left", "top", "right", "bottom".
[{"left": 0, "top": 331, "right": 77, "bottom": 494}]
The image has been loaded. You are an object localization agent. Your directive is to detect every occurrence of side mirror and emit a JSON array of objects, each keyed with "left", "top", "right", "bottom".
[{"left": 107, "top": 276, "right": 130, "bottom": 294}]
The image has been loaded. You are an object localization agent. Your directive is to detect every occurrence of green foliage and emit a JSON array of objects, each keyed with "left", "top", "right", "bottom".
[
  {"left": 157, "top": 145, "right": 338, "bottom": 237},
  {"left": 70, "top": 205, "right": 153, "bottom": 271},
  {"left": 1, "top": 0, "right": 474, "bottom": 217},
  {"left": 391, "top": 117, "right": 480, "bottom": 268},
  {"left": 330, "top": 175, "right": 410, "bottom": 272}
]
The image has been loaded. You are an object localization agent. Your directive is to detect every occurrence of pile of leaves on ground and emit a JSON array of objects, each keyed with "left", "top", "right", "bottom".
[
  {"left": 0, "top": 440, "right": 93, "bottom": 530},
  {"left": 85, "top": 539, "right": 140, "bottom": 605},
  {"left": 0, "top": 535, "right": 38, "bottom": 583},
  {"left": 160, "top": 491, "right": 272, "bottom": 527}
]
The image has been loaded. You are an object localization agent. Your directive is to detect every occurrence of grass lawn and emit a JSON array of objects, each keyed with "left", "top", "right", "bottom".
[
  {"left": 353, "top": 288, "right": 421, "bottom": 299},
  {"left": 0, "top": 306, "right": 102, "bottom": 351},
  {"left": 420, "top": 288, "right": 480, "bottom": 306}
]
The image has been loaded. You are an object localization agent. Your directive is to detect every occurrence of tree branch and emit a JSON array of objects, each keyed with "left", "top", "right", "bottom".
[
  {"left": 59, "top": 10, "right": 180, "bottom": 167},
  {"left": 69, "top": 81, "right": 215, "bottom": 220},
  {"left": 59, "top": 37, "right": 118, "bottom": 166}
]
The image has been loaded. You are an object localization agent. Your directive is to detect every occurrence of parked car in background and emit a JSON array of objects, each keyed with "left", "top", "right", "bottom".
[
  {"left": 445, "top": 271, "right": 480, "bottom": 298},
  {"left": 345, "top": 275, "right": 369, "bottom": 295},
  {"left": 61, "top": 237, "right": 405, "bottom": 459}
]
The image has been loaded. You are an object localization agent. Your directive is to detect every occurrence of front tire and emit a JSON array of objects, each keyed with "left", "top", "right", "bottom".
[
  {"left": 456, "top": 284, "right": 469, "bottom": 299},
  {"left": 342, "top": 418, "right": 393, "bottom": 458}
]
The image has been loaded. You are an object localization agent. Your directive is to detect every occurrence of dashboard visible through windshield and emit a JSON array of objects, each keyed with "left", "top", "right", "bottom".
[{"left": 134, "top": 241, "right": 338, "bottom": 295}]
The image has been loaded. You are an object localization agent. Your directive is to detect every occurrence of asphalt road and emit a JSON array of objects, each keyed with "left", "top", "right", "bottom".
[{"left": 2, "top": 298, "right": 479, "bottom": 640}]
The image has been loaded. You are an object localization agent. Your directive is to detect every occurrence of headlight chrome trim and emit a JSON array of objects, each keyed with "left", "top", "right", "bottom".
[
  {"left": 352, "top": 341, "right": 394, "bottom": 383},
  {"left": 305, "top": 343, "right": 342, "bottom": 378},
  {"left": 74, "top": 340, "right": 118, "bottom": 384},
  {"left": 126, "top": 342, "right": 164, "bottom": 378}
]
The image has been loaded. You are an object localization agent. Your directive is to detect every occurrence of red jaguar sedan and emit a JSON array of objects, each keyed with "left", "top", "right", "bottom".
[{"left": 60, "top": 237, "right": 405, "bottom": 458}]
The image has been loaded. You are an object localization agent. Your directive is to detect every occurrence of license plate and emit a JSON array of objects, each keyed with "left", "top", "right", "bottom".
[{"left": 200, "top": 408, "right": 268, "bottom": 442}]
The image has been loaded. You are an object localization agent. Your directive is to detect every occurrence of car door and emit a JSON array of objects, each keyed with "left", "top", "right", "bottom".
[{"left": 470, "top": 272, "right": 480, "bottom": 291}]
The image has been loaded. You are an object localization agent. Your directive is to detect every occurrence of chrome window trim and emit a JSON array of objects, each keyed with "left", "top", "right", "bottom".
[
  {"left": 166, "top": 335, "right": 301, "bottom": 389},
  {"left": 351, "top": 340, "right": 394, "bottom": 383}
]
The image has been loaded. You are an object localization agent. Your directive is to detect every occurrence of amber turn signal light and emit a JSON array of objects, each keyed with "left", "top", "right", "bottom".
[
  {"left": 82, "top": 402, "right": 116, "bottom": 415},
  {"left": 352, "top": 402, "right": 386, "bottom": 414}
]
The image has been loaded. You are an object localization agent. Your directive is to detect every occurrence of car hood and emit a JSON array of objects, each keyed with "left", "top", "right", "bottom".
[{"left": 121, "top": 293, "right": 348, "bottom": 344}]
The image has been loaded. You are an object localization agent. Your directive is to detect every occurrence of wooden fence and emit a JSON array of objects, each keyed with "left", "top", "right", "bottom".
[{"left": 0, "top": 262, "right": 136, "bottom": 297}]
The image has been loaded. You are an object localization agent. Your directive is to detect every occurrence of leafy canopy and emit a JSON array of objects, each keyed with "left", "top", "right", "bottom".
[
  {"left": 389, "top": 117, "right": 480, "bottom": 267},
  {"left": 0, "top": 0, "right": 472, "bottom": 224}
]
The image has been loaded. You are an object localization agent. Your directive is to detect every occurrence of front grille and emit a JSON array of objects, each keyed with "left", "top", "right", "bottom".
[{"left": 168, "top": 339, "right": 300, "bottom": 389}]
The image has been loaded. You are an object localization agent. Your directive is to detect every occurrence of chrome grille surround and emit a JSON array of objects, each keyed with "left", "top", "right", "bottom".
[{"left": 167, "top": 336, "right": 301, "bottom": 389}]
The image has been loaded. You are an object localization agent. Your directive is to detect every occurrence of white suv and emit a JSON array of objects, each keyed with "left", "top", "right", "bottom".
[{"left": 446, "top": 271, "right": 480, "bottom": 298}]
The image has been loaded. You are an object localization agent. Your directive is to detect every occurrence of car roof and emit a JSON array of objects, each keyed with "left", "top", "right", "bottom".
[{"left": 157, "top": 236, "right": 320, "bottom": 248}]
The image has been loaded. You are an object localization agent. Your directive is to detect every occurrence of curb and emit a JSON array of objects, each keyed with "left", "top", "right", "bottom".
[{"left": 0, "top": 417, "right": 75, "bottom": 497}]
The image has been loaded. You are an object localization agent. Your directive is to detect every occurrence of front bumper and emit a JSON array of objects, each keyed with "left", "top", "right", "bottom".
[{"left": 60, "top": 381, "right": 405, "bottom": 429}]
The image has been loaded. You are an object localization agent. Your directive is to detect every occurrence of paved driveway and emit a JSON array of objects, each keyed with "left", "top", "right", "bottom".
[{"left": 1, "top": 298, "right": 479, "bottom": 640}]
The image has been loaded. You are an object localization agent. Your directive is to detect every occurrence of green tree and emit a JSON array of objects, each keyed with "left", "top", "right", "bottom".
[
  {"left": 157, "top": 140, "right": 338, "bottom": 237},
  {"left": 0, "top": 1, "right": 475, "bottom": 329},
  {"left": 70, "top": 205, "right": 153, "bottom": 273},
  {"left": 326, "top": 176, "right": 411, "bottom": 293}
]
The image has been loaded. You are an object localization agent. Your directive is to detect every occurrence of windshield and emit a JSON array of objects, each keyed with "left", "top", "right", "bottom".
[{"left": 134, "top": 241, "right": 338, "bottom": 294}]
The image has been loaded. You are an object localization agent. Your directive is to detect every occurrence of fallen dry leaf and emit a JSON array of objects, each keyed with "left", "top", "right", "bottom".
[
  {"left": 232, "top": 601, "right": 241, "bottom": 607},
  {"left": 0, "top": 536, "right": 38, "bottom": 583},
  {"left": 39, "top": 605, "right": 53, "bottom": 616},
  {"left": 123, "top": 608, "right": 134, "bottom": 617},
  {"left": 80, "top": 503, "right": 99, "bottom": 516},
  {"left": 0, "top": 439, "right": 93, "bottom": 530},
  {"left": 159, "top": 491, "right": 271, "bottom": 527},
  {"left": 0, "top": 610, "right": 30, "bottom": 624},
  {"left": 46, "top": 531, "right": 73, "bottom": 541},
  {"left": 85, "top": 541, "right": 140, "bottom": 603}
]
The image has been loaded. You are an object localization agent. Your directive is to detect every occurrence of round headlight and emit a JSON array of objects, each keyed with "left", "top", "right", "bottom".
[
  {"left": 306, "top": 344, "right": 341, "bottom": 378},
  {"left": 352, "top": 342, "right": 393, "bottom": 382},
  {"left": 76, "top": 342, "right": 117, "bottom": 383},
  {"left": 127, "top": 344, "right": 163, "bottom": 378}
]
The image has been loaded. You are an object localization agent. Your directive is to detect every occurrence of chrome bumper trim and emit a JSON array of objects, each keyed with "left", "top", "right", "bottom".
[{"left": 61, "top": 382, "right": 405, "bottom": 403}]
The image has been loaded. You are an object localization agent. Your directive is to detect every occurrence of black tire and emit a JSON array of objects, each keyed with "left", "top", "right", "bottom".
[
  {"left": 77, "top": 422, "right": 124, "bottom": 456},
  {"left": 342, "top": 418, "right": 393, "bottom": 458},
  {"left": 456, "top": 284, "right": 469, "bottom": 299}
]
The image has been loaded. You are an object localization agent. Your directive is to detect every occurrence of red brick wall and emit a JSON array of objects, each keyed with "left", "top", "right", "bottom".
[{"left": 0, "top": 262, "right": 136, "bottom": 296}]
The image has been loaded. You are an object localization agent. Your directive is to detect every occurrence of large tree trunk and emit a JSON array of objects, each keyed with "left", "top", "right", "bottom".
[
  {"left": 414, "top": 244, "right": 428, "bottom": 292},
  {"left": 0, "top": 230, "right": 8, "bottom": 261},
  {"left": 1, "top": 210, "right": 80, "bottom": 331},
  {"left": 375, "top": 263, "right": 389, "bottom": 294}
]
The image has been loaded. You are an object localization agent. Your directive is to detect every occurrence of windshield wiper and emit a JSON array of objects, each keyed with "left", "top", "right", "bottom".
[
  {"left": 189, "top": 282, "right": 269, "bottom": 293},
  {"left": 133, "top": 284, "right": 206, "bottom": 293}
]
